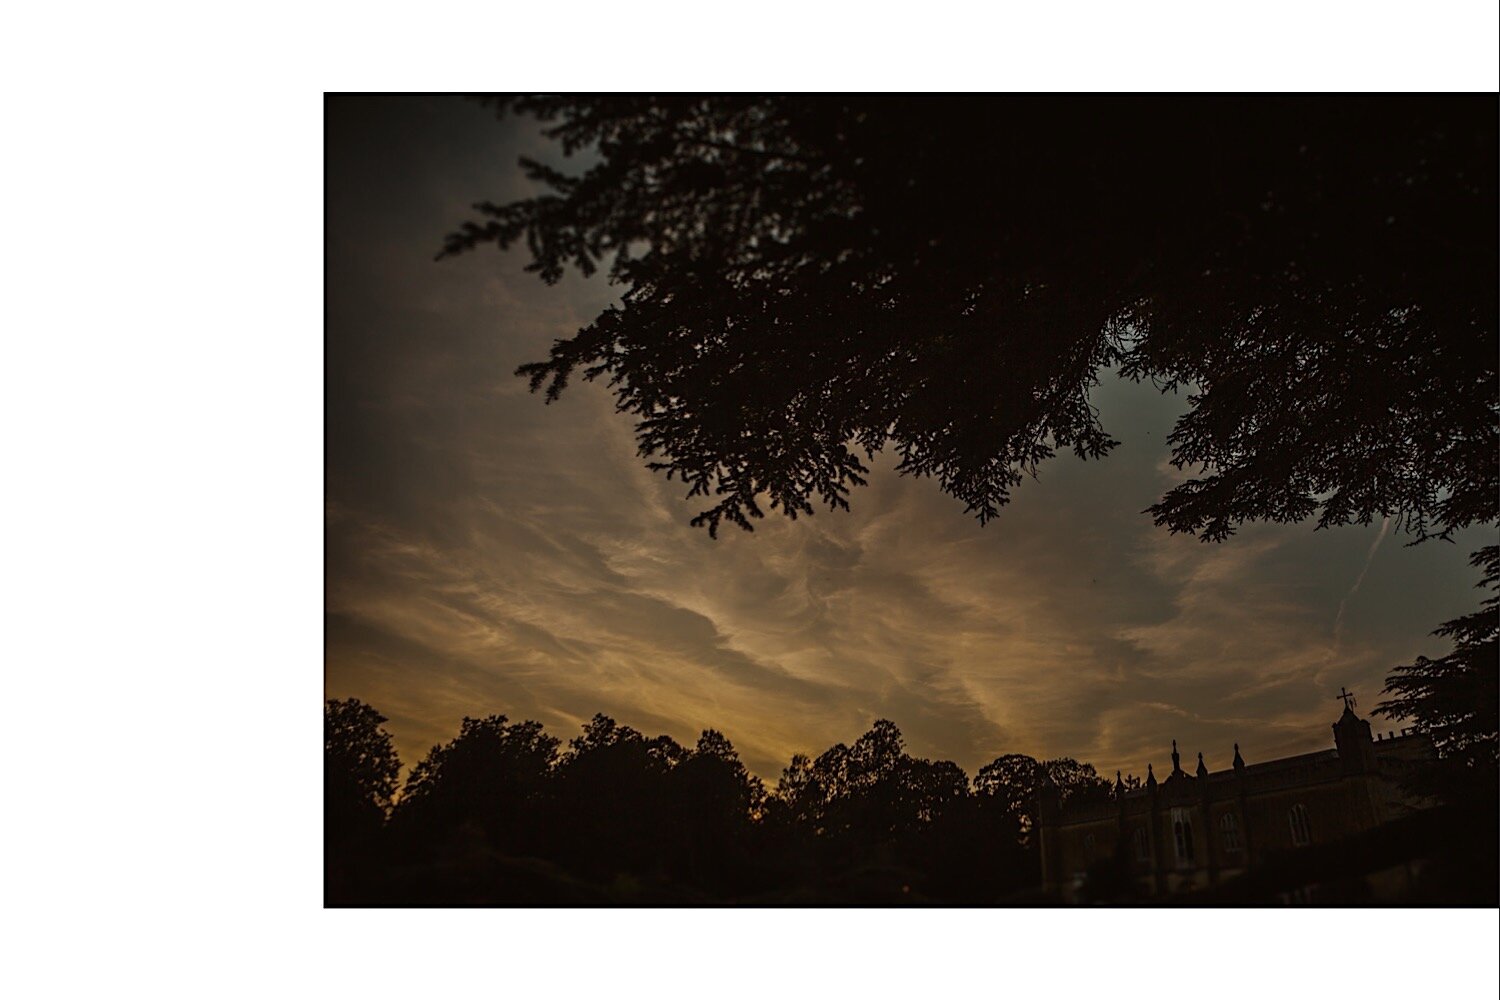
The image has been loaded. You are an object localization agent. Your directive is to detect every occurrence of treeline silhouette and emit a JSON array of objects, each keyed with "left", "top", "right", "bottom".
[{"left": 325, "top": 703, "right": 1125, "bottom": 905}]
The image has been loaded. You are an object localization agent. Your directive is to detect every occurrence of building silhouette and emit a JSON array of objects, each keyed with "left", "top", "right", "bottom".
[{"left": 1037, "top": 694, "right": 1435, "bottom": 902}]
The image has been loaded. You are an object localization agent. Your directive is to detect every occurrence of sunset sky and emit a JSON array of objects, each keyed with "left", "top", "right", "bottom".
[{"left": 325, "top": 95, "right": 1491, "bottom": 784}]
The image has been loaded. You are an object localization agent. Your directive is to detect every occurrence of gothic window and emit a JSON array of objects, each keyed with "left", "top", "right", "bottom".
[
  {"left": 1133, "top": 826, "right": 1150, "bottom": 863},
  {"left": 1170, "top": 807, "right": 1195, "bottom": 866},
  {"left": 1288, "top": 803, "right": 1312, "bottom": 846},
  {"left": 1220, "top": 812, "right": 1241, "bottom": 851}
]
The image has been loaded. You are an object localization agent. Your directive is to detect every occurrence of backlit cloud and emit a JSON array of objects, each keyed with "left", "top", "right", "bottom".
[{"left": 326, "top": 96, "right": 1489, "bottom": 785}]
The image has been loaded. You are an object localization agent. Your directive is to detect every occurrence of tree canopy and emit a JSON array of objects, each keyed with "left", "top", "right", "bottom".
[
  {"left": 1376, "top": 545, "right": 1499, "bottom": 803},
  {"left": 442, "top": 95, "right": 1496, "bottom": 541},
  {"left": 393, "top": 714, "right": 560, "bottom": 856},
  {"left": 326, "top": 702, "right": 1490, "bottom": 905},
  {"left": 324, "top": 698, "right": 400, "bottom": 848},
  {"left": 329, "top": 707, "right": 1120, "bottom": 903}
]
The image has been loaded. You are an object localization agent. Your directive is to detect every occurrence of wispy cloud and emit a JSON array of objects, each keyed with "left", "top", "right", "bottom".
[{"left": 326, "top": 97, "right": 1487, "bottom": 785}]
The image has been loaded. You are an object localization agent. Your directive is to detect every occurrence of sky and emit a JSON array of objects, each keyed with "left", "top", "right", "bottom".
[{"left": 325, "top": 95, "right": 1492, "bottom": 785}]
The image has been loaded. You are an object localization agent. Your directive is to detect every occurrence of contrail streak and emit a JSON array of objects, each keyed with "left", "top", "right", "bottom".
[{"left": 1333, "top": 516, "right": 1392, "bottom": 646}]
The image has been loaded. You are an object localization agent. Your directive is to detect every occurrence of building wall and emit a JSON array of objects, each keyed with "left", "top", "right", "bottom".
[
  {"left": 1037, "top": 715, "right": 1433, "bottom": 902},
  {"left": 1241, "top": 780, "right": 1360, "bottom": 856}
]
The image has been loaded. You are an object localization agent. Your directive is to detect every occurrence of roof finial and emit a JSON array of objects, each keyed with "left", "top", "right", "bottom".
[
  {"left": 1171, "top": 739, "right": 1182, "bottom": 775},
  {"left": 1233, "top": 742, "right": 1245, "bottom": 770},
  {"left": 1336, "top": 686, "right": 1358, "bottom": 713},
  {"left": 1196, "top": 751, "right": 1208, "bottom": 778},
  {"left": 1146, "top": 762, "right": 1157, "bottom": 789}
]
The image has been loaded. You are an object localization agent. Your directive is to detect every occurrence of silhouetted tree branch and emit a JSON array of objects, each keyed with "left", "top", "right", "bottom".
[
  {"left": 1376, "top": 545, "right": 1499, "bottom": 803},
  {"left": 444, "top": 95, "right": 1496, "bottom": 542}
]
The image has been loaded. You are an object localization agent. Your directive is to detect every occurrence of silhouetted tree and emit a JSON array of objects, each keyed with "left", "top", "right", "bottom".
[
  {"left": 920, "top": 780, "right": 1035, "bottom": 902},
  {"left": 325, "top": 698, "right": 400, "bottom": 852},
  {"left": 1043, "top": 757, "right": 1115, "bottom": 808},
  {"left": 392, "top": 714, "right": 559, "bottom": 857},
  {"left": 430, "top": 98, "right": 1496, "bottom": 879},
  {"left": 547, "top": 714, "right": 686, "bottom": 880},
  {"left": 784, "top": 720, "right": 915, "bottom": 848},
  {"left": 324, "top": 698, "right": 1477, "bottom": 904},
  {"left": 443, "top": 96, "right": 1495, "bottom": 543},
  {"left": 661, "top": 729, "right": 766, "bottom": 891},
  {"left": 678, "top": 728, "right": 766, "bottom": 821},
  {"left": 761, "top": 720, "right": 988, "bottom": 896},
  {"left": 973, "top": 752, "right": 1113, "bottom": 843},
  {"left": 1376, "top": 546, "right": 1499, "bottom": 805},
  {"left": 973, "top": 753, "right": 1045, "bottom": 820}
]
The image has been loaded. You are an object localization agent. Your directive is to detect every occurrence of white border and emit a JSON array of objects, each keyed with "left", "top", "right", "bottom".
[{"left": 3, "top": 2, "right": 1497, "bottom": 995}]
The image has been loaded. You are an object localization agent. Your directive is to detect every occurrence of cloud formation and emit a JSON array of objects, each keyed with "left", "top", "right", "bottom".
[{"left": 326, "top": 97, "right": 1489, "bottom": 783}]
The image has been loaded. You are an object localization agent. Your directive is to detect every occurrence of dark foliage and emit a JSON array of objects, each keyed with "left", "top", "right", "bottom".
[
  {"left": 327, "top": 708, "right": 1134, "bottom": 905},
  {"left": 390, "top": 714, "right": 560, "bottom": 858},
  {"left": 442, "top": 95, "right": 1496, "bottom": 542},
  {"left": 432, "top": 99, "right": 1497, "bottom": 864},
  {"left": 324, "top": 698, "right": 400, "bottom": 853},
  {"left": 1376, "top": 546, "right": 1500, "bottom": 804},
  {"left": 974, "top": 752, "right": 1113, "bottom": 826},
  {"left": 326, "top": 700, "right": 1496, "bottom": 905}
]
